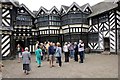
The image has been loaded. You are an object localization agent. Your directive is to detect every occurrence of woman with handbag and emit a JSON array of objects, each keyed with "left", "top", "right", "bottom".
[{"left": 55, "top": 42, "right": 62, "bottom": 67}]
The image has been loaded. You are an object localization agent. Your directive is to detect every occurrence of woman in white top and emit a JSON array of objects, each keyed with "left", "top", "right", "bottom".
[
  {"left": 16, "top": 44, "right": 22, "bottom": 63},
  {"left": 78, "top": 40, "right": 84, "bottom": 63},
  {"left": 63, "top": 42, "right": 69, "bottom": 62}
]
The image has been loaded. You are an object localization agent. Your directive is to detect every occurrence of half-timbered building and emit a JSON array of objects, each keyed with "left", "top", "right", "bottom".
[
  {"left": 13, "top": 3, "right": 35, "bottom": 53},
  {"left": 60, "top": 2, "right": 92, "bottom": 47},
  {"left": 1, "top": 0, "right": 120, "bottom": 58},
  {"left": 88, "top": 0, "right": 120, "bottom": 53},
  {"left": 117, "top": 0, "right": 120, "bottom": 53},
  {"left": 36, "top": 6, "right": 61, "bottom": 43},
  {"left": 1, "top": 0, "right": 19, "bottom": 58}
]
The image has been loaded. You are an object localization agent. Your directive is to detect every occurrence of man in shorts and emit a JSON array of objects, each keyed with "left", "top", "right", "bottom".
[{"left": 48, "top": 42, "right": 55, "bottom": 68}]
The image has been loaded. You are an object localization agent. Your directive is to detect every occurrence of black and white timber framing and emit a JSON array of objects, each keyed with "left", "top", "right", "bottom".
[
  {"left": 36, "top": 6, "right": 61, "bottom": 43},
  {"left": 13, "top": 3, "right": 35, "bottom": 53},
  {"left": 60, "top": 2, "right": 92, "bottom": 47},
  {"left": 1, "top": 0, "right": 120, "bottom": 58},
  {"left": 1, "top": 0, "right": 19, "bottom": 58},
  {"left": 88, "top": 0, "right": 120, "bottom": 53},
  {"left": 0, "top": 2, "right": 2, "bottom": 60}
]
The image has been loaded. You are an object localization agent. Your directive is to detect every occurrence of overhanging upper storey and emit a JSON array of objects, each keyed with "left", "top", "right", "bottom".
[
  {"left": 1, "top": 0, "right": 19, "bottom": 31},
  {"left": 19, "top": 4, "right": 35, "bottom": 18},
  {"left": 15, "top": 4, "right": 35, "bottom": 26}
]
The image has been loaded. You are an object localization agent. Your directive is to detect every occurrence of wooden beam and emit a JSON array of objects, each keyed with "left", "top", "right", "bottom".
[
  {"left": 0, "top": 3, "right": 2, "bottom": 60},
  {"left": 114, "top": 9, "right": 117, "bottom": 54},
  {"left": 0, "top": 3, "right": 2, "bottom": 30}
]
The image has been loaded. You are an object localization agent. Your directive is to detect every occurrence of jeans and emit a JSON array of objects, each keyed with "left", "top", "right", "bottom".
[
  {"left": 74, "top": 51, "right": 78, "bottom": 61},
  {"left": 70, "top": 50, "right": 74, "bottom": 58},
  {"left": 79, "top": 51, "right": 84, "bottom": 63},
  {"left": 56, "top": 57, "right": 62, "bottom": 67},
  {"left": 64, "top": 52, "right": 69, "bottom": 62}
]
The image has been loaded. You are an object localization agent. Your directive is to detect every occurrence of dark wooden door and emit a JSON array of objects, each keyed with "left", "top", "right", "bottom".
[{"left": 104, "top": 38, "right": 110, "bottom": 51}]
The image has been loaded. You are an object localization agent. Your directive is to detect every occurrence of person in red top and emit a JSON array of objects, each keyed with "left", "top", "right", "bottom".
[{"left": 22, "top": 47, "right": 24, "bottom": 52}]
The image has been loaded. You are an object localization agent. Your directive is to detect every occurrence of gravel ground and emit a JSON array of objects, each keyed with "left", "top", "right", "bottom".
[{"left": 1, "top": 54, "right": 118, "bottom": 78}]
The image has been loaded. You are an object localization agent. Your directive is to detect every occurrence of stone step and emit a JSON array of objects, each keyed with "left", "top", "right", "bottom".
[{"left": 102, "top": 51, "right": 110, "bottom": 55}]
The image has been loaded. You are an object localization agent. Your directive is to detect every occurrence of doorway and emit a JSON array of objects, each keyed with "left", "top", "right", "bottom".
[
  {"left": 15, "top": 40, "right": 25, "bottom": 49},
  {"left": 104, "top": 38, "right": 110, "bottom": 51}
]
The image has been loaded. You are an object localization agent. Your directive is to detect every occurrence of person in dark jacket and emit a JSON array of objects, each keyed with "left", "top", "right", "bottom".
[
  {"left": 74, "top": 42, "right": 78, "bottom": 62},
  {"left": 48, "top": 42, "right": 55, "bottom": 68}
]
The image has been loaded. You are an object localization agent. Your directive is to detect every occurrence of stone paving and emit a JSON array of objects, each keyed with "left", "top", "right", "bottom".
[
  {"left": 1, "top": 54, "right": 118, "bottom": 78},
  {"left": 0, "top": 61, "right": 2, "bottom": 80},
  {"left": 0, "top": 72, "right": 1, "bottom": 80}
]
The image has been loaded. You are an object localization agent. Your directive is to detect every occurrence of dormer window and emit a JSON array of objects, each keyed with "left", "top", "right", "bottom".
[
  {"left": 84, "top": 7, "right": 92, "bottom": 14},
  {"left": 41, "top": 11, "right": 44, "bottom": 14},
  {"left": 73, "top": 7, "right": 76, "bottom": 11},
  {"left": 86, "top": 8, "right": 89, "bottom": 12},
  {"left": 21, "top": 10, "right": 24, "bottom": 13},
  {"left": 53, "top": 11, "right": 56, "bottom": 14},
  {"left": 62, "top": 10, "right": 65, "bottom": 13}
]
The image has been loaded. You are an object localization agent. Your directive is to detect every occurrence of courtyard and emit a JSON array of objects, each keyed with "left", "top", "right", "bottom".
[{"left": 1, "top": 54, "right": 118, "bottom": 78}]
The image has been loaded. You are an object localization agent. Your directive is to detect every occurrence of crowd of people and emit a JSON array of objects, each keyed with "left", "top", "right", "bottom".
[{"left": 16, "top": 40, "right": 85, "bottom": 75}]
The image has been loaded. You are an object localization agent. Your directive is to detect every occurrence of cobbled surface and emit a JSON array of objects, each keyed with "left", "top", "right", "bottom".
[{"left": 1, "top": 54, "right": 118, "bottom": 78}]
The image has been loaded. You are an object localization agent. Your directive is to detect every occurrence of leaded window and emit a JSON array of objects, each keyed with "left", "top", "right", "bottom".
[
  {"left": 38, "top": 16, "right": 48, "bottom": 22},
  {"left": 92, "top": 18, "right": 98, "bottom": 25},
  {"left": 99, "top": 14, "right": 108, "bottom": 23},
  {"left": 16, "top": 14, "right": 32, "bottom": 26},
  {"left": 88, "top": 33, "right": 98, "bottom": 43}
]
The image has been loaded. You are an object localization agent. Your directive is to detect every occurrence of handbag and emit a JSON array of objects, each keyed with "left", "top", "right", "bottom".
[
  {"left": 41, "top": 52, "right": 43, "bottom": 56},
  {"left": 55, "top": 48, "right": 61, "bottom": 57}
]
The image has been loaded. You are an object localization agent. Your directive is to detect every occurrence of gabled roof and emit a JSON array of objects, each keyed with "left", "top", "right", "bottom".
[
  {"left": 81, "top": 3, "right": 88, "bottom": 10},
  {"left": 33, "top": 11, "right": 38, "bottom": 15},
  {"left": 81, "top": 3, "right": 93, "bottom": 12},
  {"left": 62, "top": 5, "right": 69, "bottom": 12},
  {"left": 104, "top": 0, "right": 120, "bottom": 3},
  {"left": 1, "top": 0, "right": 19, "bottom": 7},
  {"left": 37, "top": 6, "right": 48, "bottom": 16},
  {"left": 49, "top": 6, "right": 60, "bottom": 14},
  {"left": 60, "top": 5, "right": 69, "bottom": 14},
  {"left": 66, "top": 2, "right": 82, "bottom": 13},
  {"left": 20, "top": 4, "right": 35, "bottom": 18},
  {"left": 88, "top": 2, "right": 118, "bottom": 17}
]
